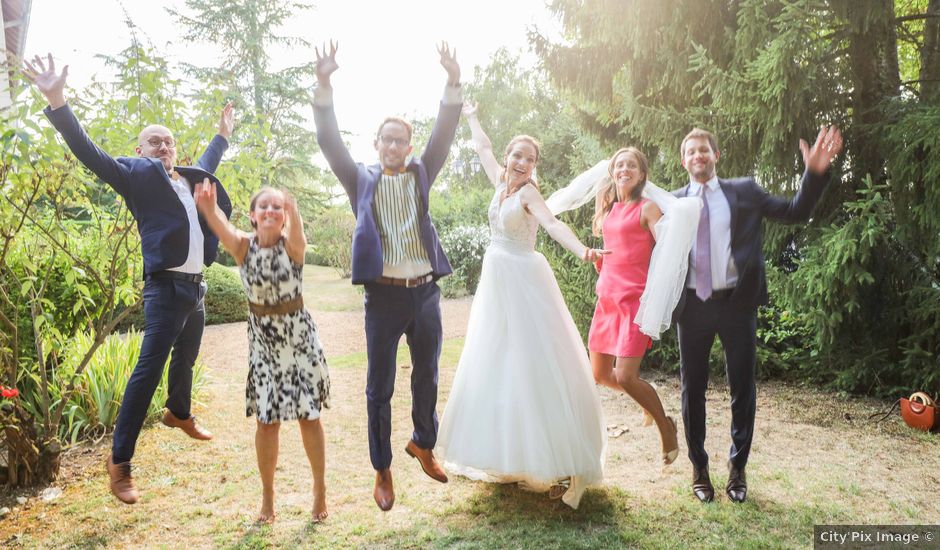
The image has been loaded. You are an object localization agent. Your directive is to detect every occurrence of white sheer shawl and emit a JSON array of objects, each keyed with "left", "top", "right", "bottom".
[{"left": 546, "top": 161, "right": 702, "bottom": 340}]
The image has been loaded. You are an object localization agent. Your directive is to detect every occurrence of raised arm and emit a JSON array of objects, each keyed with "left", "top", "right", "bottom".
[
  {"left": 25, "top": 54, "right": 132, "bottom": 195},
  {"left": 196, "top": 102, "right": 234, "bottom": 173},
  {"left": 312, "top": 40, "right": 359, "bottom": 201},
  {"left": 421, "top": 42, "right": 463, "bottom": 184},
  {"left": 282, "top": 192, "right": 308, "bottom": 266},
  {"left": 462, "top": 102, "right": 501, "bottom": 187},
  {"left": 194, "top": 179, "right": 250, "bottom": 264},
  {"left": 519, "top": 185, "right": 609, "bottom": 263},
  {"left": 763, "top": 125, "right": 843, "bottom": 222}
]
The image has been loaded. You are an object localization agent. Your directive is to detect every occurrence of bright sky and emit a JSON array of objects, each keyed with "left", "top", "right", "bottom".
[{"left": 25, "top": 0, "right": 562, "bottom": 161}]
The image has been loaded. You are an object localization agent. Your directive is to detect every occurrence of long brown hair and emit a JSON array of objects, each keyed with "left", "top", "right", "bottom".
[
  {"left": 592, "top": 147, "right": 649, "bottom": 236},
  {"left": 248, "top": 186, "right": 285, "bottom": 229},
  {"left": 500, "top": 135, "right": 541, "bottom": 191}
]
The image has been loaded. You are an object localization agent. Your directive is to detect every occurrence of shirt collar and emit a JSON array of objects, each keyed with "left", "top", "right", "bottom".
[{"left": 689, "top": 175, "right": 719, "bottom": 195}]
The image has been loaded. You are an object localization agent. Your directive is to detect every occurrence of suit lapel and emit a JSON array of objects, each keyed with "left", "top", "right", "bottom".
[{"left": 719, "top": 178, "right": 738, "bottom": 239}]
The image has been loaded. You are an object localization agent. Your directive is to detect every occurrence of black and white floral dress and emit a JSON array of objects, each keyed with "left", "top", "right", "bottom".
[{"left": 240, "top": 237, "right": 330, "bottom": 423}]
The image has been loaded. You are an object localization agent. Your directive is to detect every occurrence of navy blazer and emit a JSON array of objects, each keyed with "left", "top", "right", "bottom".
[
  {"left": 675, "top": 169, "right": 829, "bottom": 311},
  {"left": 315, "top": 100, "right": 460, "bottom": 285},
  {"left": 45, "top": 104, "right": 233, "bottom": 277}
]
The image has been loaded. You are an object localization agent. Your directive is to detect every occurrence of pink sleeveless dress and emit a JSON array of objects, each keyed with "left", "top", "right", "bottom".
[{"left": 588, "top": 200, "right": 654, "bottom": 357}]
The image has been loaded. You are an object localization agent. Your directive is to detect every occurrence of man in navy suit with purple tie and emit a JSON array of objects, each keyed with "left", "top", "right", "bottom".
[
  {"left": 25, "top": 54, "right": 235, "bottom": 505},
  {"left": 675, "top": 125, "right": 842, "bottom": 504}
]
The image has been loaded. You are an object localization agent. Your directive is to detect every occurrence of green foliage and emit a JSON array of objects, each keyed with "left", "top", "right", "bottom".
[
  {"left": 17, "top": 330, "right": 207, "bottom": 444},
  {"left": 204, "top": 264, "right": 248, "bottom": 325},
  {"left": 538, "top": 208, "right": 600, "bottom": 342},
  {"left": 169, "top": 0, "right": 335, "bottom": 221},
  {"left": 536, "top": 0, "right": 940, "bottom": 396},
  {"left": 783, "top": 177, "right": 939, "bottom": 395},
  {"left": 438, "top": 224, "right": 489, "bottom": 298},
  {"left": 308, "top": 207, "right": 355, "bottom": 278}
]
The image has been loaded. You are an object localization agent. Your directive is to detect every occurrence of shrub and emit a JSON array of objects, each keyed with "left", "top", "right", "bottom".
[
  {"left": 308, "top": 207, "right": 354, "bottom": 278},
  {"left": 215, "top": 247, "right": 237, "bottom": 267},
  {"left": 204, "top": 263, "right": 247, "bottom": 325},
  {"left": 304, "top": 244, "right": 324, "bottom": 266},
  {"left": 428, "top": 185, "right": 493, "bottom": 237},
  {"left": 17, "top": 329, "right": 208, "bottom": 444},
  {"left": 439, "top": 224, "right": 490, "bottom": 298}
]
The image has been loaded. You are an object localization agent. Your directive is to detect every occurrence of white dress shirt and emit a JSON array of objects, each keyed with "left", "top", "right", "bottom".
[
  {"left": 166, "top": 174, "right": 205, "bottom": 275},
  {"left": 686, "top": 176, "right": 738, "bottom": 291}
]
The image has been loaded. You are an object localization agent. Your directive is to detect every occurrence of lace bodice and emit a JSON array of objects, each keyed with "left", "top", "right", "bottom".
[{"left": 487, "top": 184, "right": 538, "bottom": 251}]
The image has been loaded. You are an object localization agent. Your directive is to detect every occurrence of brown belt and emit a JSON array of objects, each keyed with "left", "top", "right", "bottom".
[
  {"left": 375, "top": 273, "right": 434, "bottom": 288},
  {"left": 248, "top": 295, "right": 304, "bottom": 316}
]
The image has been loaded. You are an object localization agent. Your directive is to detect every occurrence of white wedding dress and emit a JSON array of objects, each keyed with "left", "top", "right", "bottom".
[{"left": 437, "top": 183, "right": 606, "bottom": 509}]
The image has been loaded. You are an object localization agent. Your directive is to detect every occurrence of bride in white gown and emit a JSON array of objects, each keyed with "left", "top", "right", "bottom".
[{"left": 436, "top": 103, "right": 607, "bottom": 509}]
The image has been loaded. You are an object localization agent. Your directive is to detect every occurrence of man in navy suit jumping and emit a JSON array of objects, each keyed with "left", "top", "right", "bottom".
[{"left": 25, "top": 54, "right": 235, "bottom": 504}]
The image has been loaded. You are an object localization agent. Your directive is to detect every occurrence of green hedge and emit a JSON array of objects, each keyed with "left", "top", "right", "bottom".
[{"left": 204, "top": 263, "right": 247, "bottom": 325}]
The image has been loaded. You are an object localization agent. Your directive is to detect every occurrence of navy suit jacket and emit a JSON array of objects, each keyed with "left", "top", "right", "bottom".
[
  {"left": 45, "top": 104, "right": 233, "bottom": 277},
  {"left": 314, "top": 100, "right": 460, "bottom": 285},
  {"left": 674, "top": 169, "right": 830, "bottom": 311}
]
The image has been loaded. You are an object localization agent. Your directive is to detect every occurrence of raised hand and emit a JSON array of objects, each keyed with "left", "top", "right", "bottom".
[
  {"left": 462, "top": 101, "right": 478, "bottom": 118},
  {"left": 218, "top": 101, "right": 235, "bottom": 139},
  {"left": 22, "top": 53, "right": 68, "bottom": 109},
  {"left": 799, "top": 125, "right": 843, "bottom": 176},
  {"left": 283, "top": 191, "right": 299, "bottom": 224},
  {"left": 315, "top": 40, "right": 339, "bottom": 87},
  {"left": 437, "top": 41, "right": 460, "bottom": 86},
  {"left": 193, "top": 178, "right": 218, "bottom": 214}
]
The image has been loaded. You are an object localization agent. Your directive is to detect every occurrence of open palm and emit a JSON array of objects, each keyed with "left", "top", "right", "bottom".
[
  {"left": 23, "top": 54, "right": 68, "bottom": 107},
  {"left": 437, "top": 41, "right": 460, "bottom": 85},
  {"left": 315, "top": 40, "right": 339, "bottom": 85}
]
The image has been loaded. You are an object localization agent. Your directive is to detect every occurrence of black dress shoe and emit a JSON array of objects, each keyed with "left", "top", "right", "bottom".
[
  {"left": 726, "top": 463, "right": 747, "bottom": 503},
  {"left": 692, "top": 465, "right": 714, "bottom": 503}
]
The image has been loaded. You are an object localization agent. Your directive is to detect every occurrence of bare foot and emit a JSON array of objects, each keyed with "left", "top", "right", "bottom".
[
  {"left": 312, "top": 486, "right": 328, "bottom": 523},
  {"left": 662, "top": 417, "right": 679, "bottom": 466},
  {"left": 257, "top": 492, "right": 275, "bottom": 524}
]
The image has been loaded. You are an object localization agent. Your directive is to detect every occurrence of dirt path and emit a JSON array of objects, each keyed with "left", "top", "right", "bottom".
[{"left": 200, "top": 297, "right": 475, "bottom": 361}]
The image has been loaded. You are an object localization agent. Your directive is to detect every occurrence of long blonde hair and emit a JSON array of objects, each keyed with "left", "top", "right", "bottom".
[
  {"left": 592, "top": 147, "right": 649, "bottom": 236},
  {"left": 500, "top": 135, "right": 541, "bottom": 191}
]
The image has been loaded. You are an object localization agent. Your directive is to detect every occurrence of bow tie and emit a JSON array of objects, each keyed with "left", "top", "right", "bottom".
[{"left": 382, "top": 167, "right": 408, "bottom": 176}]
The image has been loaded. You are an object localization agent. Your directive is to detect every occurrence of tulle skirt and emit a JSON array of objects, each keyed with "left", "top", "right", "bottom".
[{"left": 437, "top": 240, "right": 606, "bottom": 509}]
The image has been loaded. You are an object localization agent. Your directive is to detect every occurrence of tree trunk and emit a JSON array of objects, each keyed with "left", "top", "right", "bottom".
[
  {"left": 921, "top": 0, "right": 940, "bottom": 103},
  {"left": 844, "top": 0, "right": 901, "bottom": 187}
]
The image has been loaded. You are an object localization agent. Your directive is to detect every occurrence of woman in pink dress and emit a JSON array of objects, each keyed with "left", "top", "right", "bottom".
[{"left": 588, "top": 147, "right": 680, "bottom": 466}]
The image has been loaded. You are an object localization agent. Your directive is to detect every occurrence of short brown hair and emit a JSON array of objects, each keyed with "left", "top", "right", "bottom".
[
  {"left": 680, "top": 128, "right": 719, "bottom": 158},
  {"left": 376, "top": 117, "right": 413, "bottom": 143}
]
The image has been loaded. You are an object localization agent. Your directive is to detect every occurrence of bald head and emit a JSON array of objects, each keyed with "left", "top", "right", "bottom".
[{"left": 137, "top": 124, "right": 177, "bottom": 171}]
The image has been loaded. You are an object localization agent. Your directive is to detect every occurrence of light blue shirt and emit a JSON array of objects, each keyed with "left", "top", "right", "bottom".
[{"left": 686, "top": 176, "right": 737, "bottom": 291}]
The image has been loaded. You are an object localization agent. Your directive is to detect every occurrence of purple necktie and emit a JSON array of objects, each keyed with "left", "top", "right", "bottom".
[{"left": 695, "top": 187, "right": 712, "bottom": 301}]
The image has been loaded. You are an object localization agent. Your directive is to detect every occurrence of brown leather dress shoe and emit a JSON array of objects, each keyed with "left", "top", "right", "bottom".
[
  {"left": 404, "top": 440, "right": 448, "bottom": 483},
  {"left": 162, "top": 409, "right": 213, "bottom": 440},
  {"left": 726, "top": 463, "right": 747, "bottom": 503},
  {"left": 692, "top": 465, "right": 714, "bottom": 503},
  {"left": 374, "top": 469, "right": 394, "bottom": 511},
  {"left": 107, "top": 457, "right": 140, "bottom": 504}
]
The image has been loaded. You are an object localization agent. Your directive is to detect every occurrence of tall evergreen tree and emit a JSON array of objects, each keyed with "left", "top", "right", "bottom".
[{"left": 534, "top": 0, "right": 940, "bottom": 394}]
